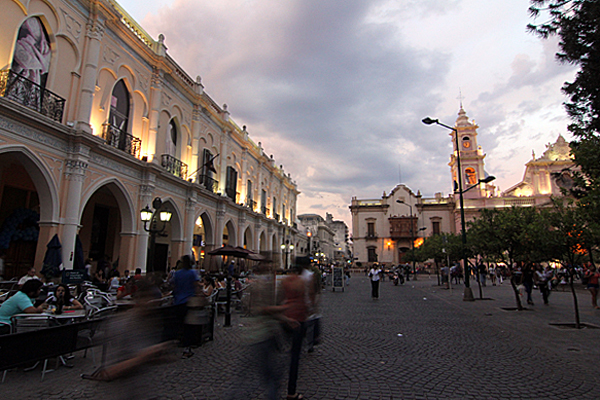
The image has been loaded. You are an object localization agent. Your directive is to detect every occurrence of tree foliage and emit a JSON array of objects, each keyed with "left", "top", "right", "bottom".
[{"left": 528, "top": 1, "right": 600, "bottom": 209}]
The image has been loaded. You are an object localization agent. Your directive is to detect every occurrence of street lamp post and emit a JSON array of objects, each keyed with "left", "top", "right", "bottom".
[
  {"left": 281, "top": 240, "right": 295, "bottom": 269},
  {"left": 422, "top": 117, "right": 474, "bottom": 300},
  {"left": 140, "top": 197, "right": 172, "bottom": 274},
  {"left": 422, "top": 117, "right": 496, "bottom": 300},
  {"left": 396, "top": 199, "right": 418, "bottom": 280}
]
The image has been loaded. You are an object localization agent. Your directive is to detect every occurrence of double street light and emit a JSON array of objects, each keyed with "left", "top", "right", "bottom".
[
  {"left": 140, "top": 197, "right": 172, "bottom": 273},
  {"left": 281, "top": 240, "right": 295, "bottom": 269},
  {"left": 422, "top": 117, "right": 495, "bottom": 301}
]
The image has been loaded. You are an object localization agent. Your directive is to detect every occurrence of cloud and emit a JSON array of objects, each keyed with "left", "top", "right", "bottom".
[{"left": 131, "top": 0, "right": 576, "bottom": 228}]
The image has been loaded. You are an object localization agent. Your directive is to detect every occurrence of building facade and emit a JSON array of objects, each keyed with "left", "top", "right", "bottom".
[
  {"left": 0, "top": 0, "right": 299, "bottom": 279},
  {"left": 350, "top": 107, "right": 573, "bottom": 267}
]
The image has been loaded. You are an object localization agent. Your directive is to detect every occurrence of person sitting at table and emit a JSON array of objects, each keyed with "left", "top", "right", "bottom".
[
  {"left": 109, "top": 271, "right": 121, "bottom": 292},
  {"left": 201, "top": 275, "right": 215, "bottom": 297},
  {"left": 117, "top": 277, "right": 138, "bottom": 300},
  {"left": 93, "top": 267, "right": 106, "bottom": 285},
  {"left": 18, "top": 267, "right": 41, "bottom": 286},
  {"left": 0, "top": 280, "right": 46, "bottom": 333},
  {"left": 46, "top": 283, "right": 83, "bottom": 312}
]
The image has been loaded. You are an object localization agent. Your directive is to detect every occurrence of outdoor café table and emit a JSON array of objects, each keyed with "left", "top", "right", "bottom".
[
  {"left": 114, "top": 298, "right": 136, "bottom": 310},
  {"left": 12, "top": 309, "right": 87, "bottom": 325}
]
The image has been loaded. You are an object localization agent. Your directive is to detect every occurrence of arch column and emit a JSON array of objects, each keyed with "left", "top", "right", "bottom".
[
  {"left": 119, "top": 232, "right": 136, "bottom": 273},
  {"left": 61, "top": 157, "right": 88, "bottom": 269},
  {"left": 34, "top": 222, "right": 59, "bottom": 273},
  {"left": 136, "top": 183, "right": 154, "bottom": 273},
  {"left": 184, "top": 196, "right": 197, "bottom": 257},
  {"left": 146, "top": 68, "right": 162, "bottom": 162},
  {"left": 75, "top": 16, "right": 104, "bottom": 133}
]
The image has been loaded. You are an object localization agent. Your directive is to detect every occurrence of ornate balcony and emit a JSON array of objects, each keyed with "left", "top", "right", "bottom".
[
  {"left": 389, "top": 216, "right": 418, "bottom": 240},
  {"left": 246, "top": 198, "right": 256, "bottom": 210},
  {"left": 198, "top": 175, "right": 218, "bottom": 193},
  {"left": 102, "top": 124, "right": 142, "bottom": 158},
  {"left": 274, "top": 213, "right": 280, "bottom": 222},
  {"left": 365, "top": 233, "right": 378, "bottom": 241},
  {"left": 161, "top": 154, "right": 188, "bottom": 179},
  {"left": 0, "top": 69, "right": 65, "bottom": 123}
]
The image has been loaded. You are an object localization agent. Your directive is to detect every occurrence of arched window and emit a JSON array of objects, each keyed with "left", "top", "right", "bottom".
[
  {"left": 12, "top": 17, "right": 51, "bottom": 88},
  {"left": 166, "top": 119, "right": 177, "bottom": 157},
  {"left": 108, "top": 80, "right": 130, "bottom": 151},
  {"left": 465, "top": 168, "right": 477, "bottom": 185}
]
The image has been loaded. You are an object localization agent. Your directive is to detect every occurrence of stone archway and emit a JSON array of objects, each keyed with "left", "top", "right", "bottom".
[
  {"left": 79, "top": 179, "right": 135, "bottom": 274},
  {"left": 0, "top": 146, "right": 59, "bottom": 279},
  {"left": 193, "top": 211, "right": 214, "bottom": 270}
]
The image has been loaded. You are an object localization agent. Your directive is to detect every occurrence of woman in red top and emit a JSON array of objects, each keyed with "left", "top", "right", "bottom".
[
  {"left": 282, "top": 264, "right": 308, "bottom": 400},
  {"left": 584, "top": 265, "right": 600, "bottom": 309}
]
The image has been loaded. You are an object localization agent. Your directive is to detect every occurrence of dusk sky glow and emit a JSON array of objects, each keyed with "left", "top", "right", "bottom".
[{"left": 117, "top": 0, "right": 576, "bottom": 229}]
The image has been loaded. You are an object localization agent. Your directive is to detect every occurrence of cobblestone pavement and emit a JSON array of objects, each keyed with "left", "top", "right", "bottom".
[{"left": 3, "top": 275, "right": 600, "bottom": 399}]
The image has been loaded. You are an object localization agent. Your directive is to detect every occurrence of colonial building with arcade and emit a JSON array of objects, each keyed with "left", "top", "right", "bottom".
[
  {"left": 0, "top": 0, "right": 299, "bottom": 279},
  {"left": 350, "top": 107, "right": 573, "bottom": 266}
]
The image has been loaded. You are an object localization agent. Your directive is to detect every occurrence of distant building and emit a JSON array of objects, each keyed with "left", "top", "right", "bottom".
[
  {"left": 297, "top": 213, "right": 349, "bottom": 264},
  {"left": 350, "top": 107, "right": 574, "bottom": 266}
]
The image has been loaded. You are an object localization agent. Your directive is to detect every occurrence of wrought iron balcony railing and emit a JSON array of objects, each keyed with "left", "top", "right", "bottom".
[
  {"left": 274, "top": 213, "right": 280, "bottom": 221},
  {"left": 161, "top": 154, "right": 188, "bottom": 179},
  {"left": 102, "top": 124, "right": 142, "bottom": 158},
  {"left": 246, "top": 198, "right": 256, "bottom": 210},
  {"left": 0, "top": 69, "right": 65, "bottom": 123},
  {"left": 225, "top": 187, "right": 237, "bottom": 201},
  {"left": 365, "top": 233, "right": 378, "bottom": 241},
  {"left": 198, "top": 174, "right": 218, "bottom": 193}
]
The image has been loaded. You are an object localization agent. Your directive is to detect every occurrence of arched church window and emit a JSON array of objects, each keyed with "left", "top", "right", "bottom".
[
  {"left": 11, "top": 17, "right": 51, "bottom": 88},
  {"left": 465, "top": 168, "right": 477, "bottom": 185}
]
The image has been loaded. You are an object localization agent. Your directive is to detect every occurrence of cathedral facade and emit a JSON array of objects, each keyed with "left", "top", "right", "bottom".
[{"left": 350, "top": 107, "right": 573, "bottom": 266}]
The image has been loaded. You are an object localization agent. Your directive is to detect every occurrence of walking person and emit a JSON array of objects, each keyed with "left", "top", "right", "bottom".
[
  {"left": 369, "top": 263, "right": 382, "bottom": 299},
  {"left": 522, "top": 264, "right": 535, "bottom": 306},
  {"left": 282, "top": 261, "right": 309, "bottom": 400},
  {"left": 584, "top": 265, "right": 600, "bottom": 309},
  {"left": 168, "top": 255, "right": 200, "bottom": 358},
  {"left": 535, "top": 265, "right": 552, "bottom": 305}
]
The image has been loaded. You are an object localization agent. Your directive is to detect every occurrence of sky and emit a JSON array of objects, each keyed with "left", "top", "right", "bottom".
[{"left": 116, "top": 0, "right": 576, "bottom": 230}]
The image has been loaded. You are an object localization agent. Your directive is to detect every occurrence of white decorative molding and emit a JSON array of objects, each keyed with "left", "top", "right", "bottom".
[
  {"left": 61, "top": 8, "right": 82, "bottom": 40},
  {"left": 103, "top": 45, "right": 120, "bottom": 64}
]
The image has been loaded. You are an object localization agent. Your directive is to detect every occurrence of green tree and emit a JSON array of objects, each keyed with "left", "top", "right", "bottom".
[
  {"left": 546, "top": 197, "right": 595, "bottom": 327},
  {"left": 414, "top": 233, "right": 462, "bottom": 285},
  {"left": 528, "top": 1, "right": 600, "bottom": 214},
  {"left": 468, "top": 207, "right": 552, "bottom": 310}
]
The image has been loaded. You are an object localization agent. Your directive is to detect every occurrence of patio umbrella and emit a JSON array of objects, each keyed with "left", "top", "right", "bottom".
[
  {"left": 41, "top": 234, "right": 62, "bottom": 279},
  {"left": 207, "top": 245, "right": 249, "bottom": 258},
  {"left": 74, "top": 235, "right": 84, "bottom": 270}
]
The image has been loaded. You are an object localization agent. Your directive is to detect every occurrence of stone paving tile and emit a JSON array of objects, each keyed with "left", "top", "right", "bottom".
[{"left": 2, "top": 275, "right": 600, "bottom": 399}]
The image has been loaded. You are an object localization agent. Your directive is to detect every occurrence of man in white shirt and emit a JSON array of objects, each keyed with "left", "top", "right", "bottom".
[
  {"left": 368, "top": 264, "right": 382, "bottom": 299},
  {"left": 18, "top": 267, "right": 41, "bottom": 286}
]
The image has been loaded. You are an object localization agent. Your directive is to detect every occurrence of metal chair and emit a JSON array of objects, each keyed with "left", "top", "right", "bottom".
[{"left": 83, "top": 292, "right": 114, "bottom": 313}]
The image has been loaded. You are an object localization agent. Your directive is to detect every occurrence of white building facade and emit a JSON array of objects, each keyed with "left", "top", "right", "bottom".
[{"left": 0, "top": 0, "right": 299, "bottom": 278}]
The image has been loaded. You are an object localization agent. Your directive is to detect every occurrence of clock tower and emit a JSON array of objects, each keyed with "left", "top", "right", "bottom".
[{"left": 448, "top": 107, "right": 491, "bottom": 199}]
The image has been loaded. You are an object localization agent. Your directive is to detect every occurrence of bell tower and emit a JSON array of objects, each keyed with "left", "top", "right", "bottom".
[{"left": 448, "top": 107, "right": 490, "bottom": 199}]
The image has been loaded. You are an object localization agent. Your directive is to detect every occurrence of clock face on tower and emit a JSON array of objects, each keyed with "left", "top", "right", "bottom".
[{"left": 462, "top": 137, "right": 471, "bottom": 148}]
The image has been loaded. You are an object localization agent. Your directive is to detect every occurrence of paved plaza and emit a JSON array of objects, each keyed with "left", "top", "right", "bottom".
[{"left": 3, "top": 274, "right": 600, "bottom": 399}]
